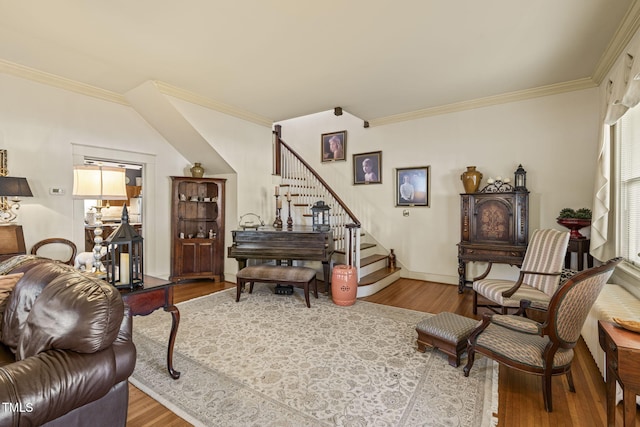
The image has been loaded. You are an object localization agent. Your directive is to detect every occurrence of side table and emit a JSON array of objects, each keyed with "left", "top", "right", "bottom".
[
  {"left": 564, "top": 238, "right": 594, "bottom": 271},
  {"left": 120, "top": 275, "right": 181, "bottom": 379},
  {"left": 598, "top": 320, "right": 640, "bottom": 426}
]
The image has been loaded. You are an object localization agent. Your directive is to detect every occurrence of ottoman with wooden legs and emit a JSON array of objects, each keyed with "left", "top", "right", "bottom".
[
  {"left": 236, "top": 265, "right": 318, "bottom": 308},
  {"left": 415, "top": 312, "right": 479, "bottom": 367}
]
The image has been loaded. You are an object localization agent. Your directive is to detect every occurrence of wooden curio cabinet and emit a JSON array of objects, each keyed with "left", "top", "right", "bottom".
[
  {"left": 457, "top": 190, "right": 529, "bottom": 293},
  {"left": 170, "top": 176, "right": 225, "bottom": 282}
]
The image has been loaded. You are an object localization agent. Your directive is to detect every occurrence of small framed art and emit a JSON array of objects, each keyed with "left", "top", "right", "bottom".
[
  {"left": 395, "top": 166, "right": 430, "bottom": 206},
  {"left": 321, "top": 131, "right": 346, "bottom": 162},
  {"left": 353, "top": 151, "right": 382, "bottom": 184}
]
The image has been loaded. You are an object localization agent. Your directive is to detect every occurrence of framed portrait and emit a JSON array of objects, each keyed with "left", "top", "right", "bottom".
[
  {"left": 321, "top": 131, "right": 347, "bottom": 162},
  {"left": 395, "top": 166, "right": 430, "bottom": 207},
  {"left": 353, "top": 151, "right": 382, "bottom": 185}
]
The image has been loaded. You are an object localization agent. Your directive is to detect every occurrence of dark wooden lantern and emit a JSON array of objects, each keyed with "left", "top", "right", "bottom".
[
  {"left": 311, "top": 201, "right": 331, "bottom": 232},
  {"left": 105, "top": 205, "right": 143, "bottom": 290},
  {"left": 514, "top": 164, "right": 527, "bottom": 191}
]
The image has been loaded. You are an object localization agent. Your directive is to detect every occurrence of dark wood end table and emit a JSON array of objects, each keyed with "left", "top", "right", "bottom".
[
  {"left": 120, "top": 275, "right": 181, "bottom": 379},
  {"left": 598, "top": 320, "right": 640, "bottom": 426},
  {"left": 564, "top": 238, "right": 594, "bottom": 271}
]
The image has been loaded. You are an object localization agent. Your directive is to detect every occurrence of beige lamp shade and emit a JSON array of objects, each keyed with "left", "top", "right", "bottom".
[{"left": 72, "top": 165, "right": 128, "bottom": 200}]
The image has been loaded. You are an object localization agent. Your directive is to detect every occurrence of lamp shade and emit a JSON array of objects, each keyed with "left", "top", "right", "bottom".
[
  {"left": 0, "top": 177, "right": 33, "bottom": 197},
  {"left": 73, "top": 165, "right": 127, "bottom": 200}
]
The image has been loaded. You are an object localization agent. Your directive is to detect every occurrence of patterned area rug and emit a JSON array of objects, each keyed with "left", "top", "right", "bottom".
[{"left": 130, "top": 287, "right": 498, "bottom": 426}]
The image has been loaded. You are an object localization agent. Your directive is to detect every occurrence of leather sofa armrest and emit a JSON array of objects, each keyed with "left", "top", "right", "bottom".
[
  {"left": 0, "top": 348, "right": 115, "bottom": 427},
  {"left": 112, "top": 306, "right": 136, "bottom": 383}
]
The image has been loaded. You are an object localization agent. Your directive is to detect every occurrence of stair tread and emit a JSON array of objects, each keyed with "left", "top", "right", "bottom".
[
  {"left": 335, "top": 242, "right": 376, "bottom": 255},
  {"left": 361, "top": 254, "right": 389, "bottom": 267},
  {"left": 358, "top": 267, "right": 401, "bottom": 286}
]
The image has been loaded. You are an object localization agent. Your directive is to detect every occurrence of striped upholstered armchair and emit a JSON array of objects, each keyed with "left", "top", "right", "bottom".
[
  {"left": 464, "top": 257, "right": 621, "bottom": 412},
  {"left": 472, "top": 229, "right": 570, "bottom": 314}
]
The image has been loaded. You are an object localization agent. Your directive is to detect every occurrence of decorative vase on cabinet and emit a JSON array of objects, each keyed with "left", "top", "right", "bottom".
[
  {"left": 170, "top": 176, "right": 225, "bottom": 282},
  {"left": 190, "top": 162, "right": 205, "bottom": 178},
  {"left": 460, "top": 166, "right": 483, "bottom": 193}
]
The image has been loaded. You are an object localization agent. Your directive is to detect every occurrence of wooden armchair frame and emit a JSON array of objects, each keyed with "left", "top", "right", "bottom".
[
  {"left": 464, "top": 258, "right": 622, "bottom": 412},
  {"left": 472, "top": 229, "right": 569, "bottom": 315},
  {"left": 31, "top": 238, "right": 77, "bottom": 266}
]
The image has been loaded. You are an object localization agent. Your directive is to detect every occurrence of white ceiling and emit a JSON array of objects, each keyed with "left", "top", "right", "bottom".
[{"left": 0, "top": 1, "right": 637, "bottom": 124}]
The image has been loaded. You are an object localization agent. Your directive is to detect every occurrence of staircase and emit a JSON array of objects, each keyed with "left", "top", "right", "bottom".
[{"left": 273, "top": 126, "right": 400, "bottom": 297}]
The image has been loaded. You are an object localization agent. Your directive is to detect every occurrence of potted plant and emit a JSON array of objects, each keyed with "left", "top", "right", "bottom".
[{"left": 556, "top": 208, "right": 592, "bottom": 239}]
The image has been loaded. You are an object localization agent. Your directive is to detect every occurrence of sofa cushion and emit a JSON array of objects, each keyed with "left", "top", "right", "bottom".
[
  {"left": 0, "top": 255, "right": 43, "bottom": 275},
  {"left": 17, "top": 272, "right": 124, "bottom": 359},
  {"left": 1, "top": 262, "right": 74, "bottom": 353},
  {"left": 0, "top": 273, "right": 24, "bottom": 340},
  {"left": 590, "top": 284, "right": 640, "bottom": 322},
  {"left": 0, "top": 273, "right": 23, "bottom": 313}
]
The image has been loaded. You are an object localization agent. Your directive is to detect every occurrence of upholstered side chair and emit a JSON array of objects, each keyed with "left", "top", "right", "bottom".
[
  {"left": 464, "top": 257, "right": 621, "bottom": 412},
  {"left": 473, "top": 229, "right": 570, "bottom": 314}
]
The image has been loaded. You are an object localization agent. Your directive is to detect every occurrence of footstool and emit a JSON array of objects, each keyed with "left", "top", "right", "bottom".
[
  {"left": 236, "top": 265, "right": 318, "bottom": 308},
  {"left": 416, "top": 312, "right": 479, "bottom": 367}
]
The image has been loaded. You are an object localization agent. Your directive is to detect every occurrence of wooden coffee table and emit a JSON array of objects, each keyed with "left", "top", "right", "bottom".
[{"left": 120, "top": 275, "right": 181, "bottom": 379}]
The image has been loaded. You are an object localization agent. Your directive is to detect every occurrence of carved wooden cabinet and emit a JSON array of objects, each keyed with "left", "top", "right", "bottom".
[
  {"left": 457, "top": 191, "right": 529, "bottom": 293},
  {"left": 170, "top": 176, "right": 225, "bottom": 282}
]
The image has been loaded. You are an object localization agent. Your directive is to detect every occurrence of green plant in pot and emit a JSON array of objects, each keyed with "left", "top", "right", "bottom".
[{"left": 556, "top": 207, "right": 592, "bottom": 239}]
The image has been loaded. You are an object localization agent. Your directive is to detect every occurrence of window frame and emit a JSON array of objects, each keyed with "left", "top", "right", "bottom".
[{"left": 614, "top": 113, "right": 640, "bottom": 271}]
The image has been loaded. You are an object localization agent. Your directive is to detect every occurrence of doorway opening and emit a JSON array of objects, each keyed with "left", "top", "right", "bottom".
[
  {"left": 80, "top": 157, "right": 143, "bottom": 252},
  {"left": 72, "top": 144, "right": 157, "bottom": 276}
]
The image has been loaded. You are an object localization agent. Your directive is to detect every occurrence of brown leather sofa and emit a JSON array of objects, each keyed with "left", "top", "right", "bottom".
[{"left": 0, "top": 255, "right": 136, "bottom": 426}]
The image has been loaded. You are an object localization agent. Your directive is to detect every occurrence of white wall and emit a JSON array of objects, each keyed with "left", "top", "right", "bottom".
[
  {"left": 164, "top": 96, "right": 275, "bottom": 278},
  {"left": 0, "top": 74, "right": 188, "bottom": 277},
  {"left": 275, "top": 89, "right": 601, "bottom": 284},
  {"left": 0, "top": 71, "right": 601, "bottom": 286}
]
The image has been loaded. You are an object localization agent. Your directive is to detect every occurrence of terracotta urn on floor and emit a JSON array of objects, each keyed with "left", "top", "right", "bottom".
[
  {"left": 331, "top": 265, "right": 357, "bottom": 306},
  {"left": 460, "top": 166, "right": 483, "bottom": 193}
]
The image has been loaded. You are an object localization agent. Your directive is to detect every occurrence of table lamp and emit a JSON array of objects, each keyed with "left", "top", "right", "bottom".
[
  {"left": 72, "top": 165, "right": 127, "bottom": 273},
  {"left": 0, "top": 176, "right": 33, "bottom": 224}
]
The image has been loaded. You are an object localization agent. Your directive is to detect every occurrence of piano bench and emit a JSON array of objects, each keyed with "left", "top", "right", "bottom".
[{"left": 236, "top": 265, "right": 318, "bottom": 308}]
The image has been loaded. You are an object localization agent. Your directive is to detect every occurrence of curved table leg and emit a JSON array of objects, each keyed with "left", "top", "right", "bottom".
[{"left": 164, "top": 304, "right": 181, "bottom": 379}]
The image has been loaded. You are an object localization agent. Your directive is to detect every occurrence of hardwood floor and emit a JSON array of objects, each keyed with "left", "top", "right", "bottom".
[{"left": 126, "top": 278, "right": 638, "bottom": 426}]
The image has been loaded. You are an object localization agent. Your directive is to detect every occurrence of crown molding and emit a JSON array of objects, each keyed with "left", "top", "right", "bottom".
[
  {"left": 592, "top": 0, "right": 640, "bottom": 84},
  {"left": 154, "top": 81, "right": 273, "bottom": 127},
  {"left": 0, "top": 59, "right": 129, "bottom": 105},
  {"left": 368, "top": 78, "right": 597, "bottom": 127},
  {"left": 0, "top": 59, "right": 273, "bottom": 126}
]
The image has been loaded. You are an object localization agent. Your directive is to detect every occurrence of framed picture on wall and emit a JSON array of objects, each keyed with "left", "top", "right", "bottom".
[
  {"left": 321, "top": 131, "right": 347, "bottom": 162},
  {"left": 353, "top": 151, "right": 382, "bottom": 184},
  {"left": 395, "top": 166, "right": 430, "bottom": 206}
]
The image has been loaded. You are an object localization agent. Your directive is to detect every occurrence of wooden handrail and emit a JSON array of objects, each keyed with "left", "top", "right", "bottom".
[
  {"left": 274, "top": 130, "right": 360, "bottom": 227},
  {"left": 272, "top": 125, "right": 281, "bottom": 176}
]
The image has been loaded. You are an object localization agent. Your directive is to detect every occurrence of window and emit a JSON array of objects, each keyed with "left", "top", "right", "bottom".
[{"left": 617, "top": 108, "right": 640, "bottom": 267}]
